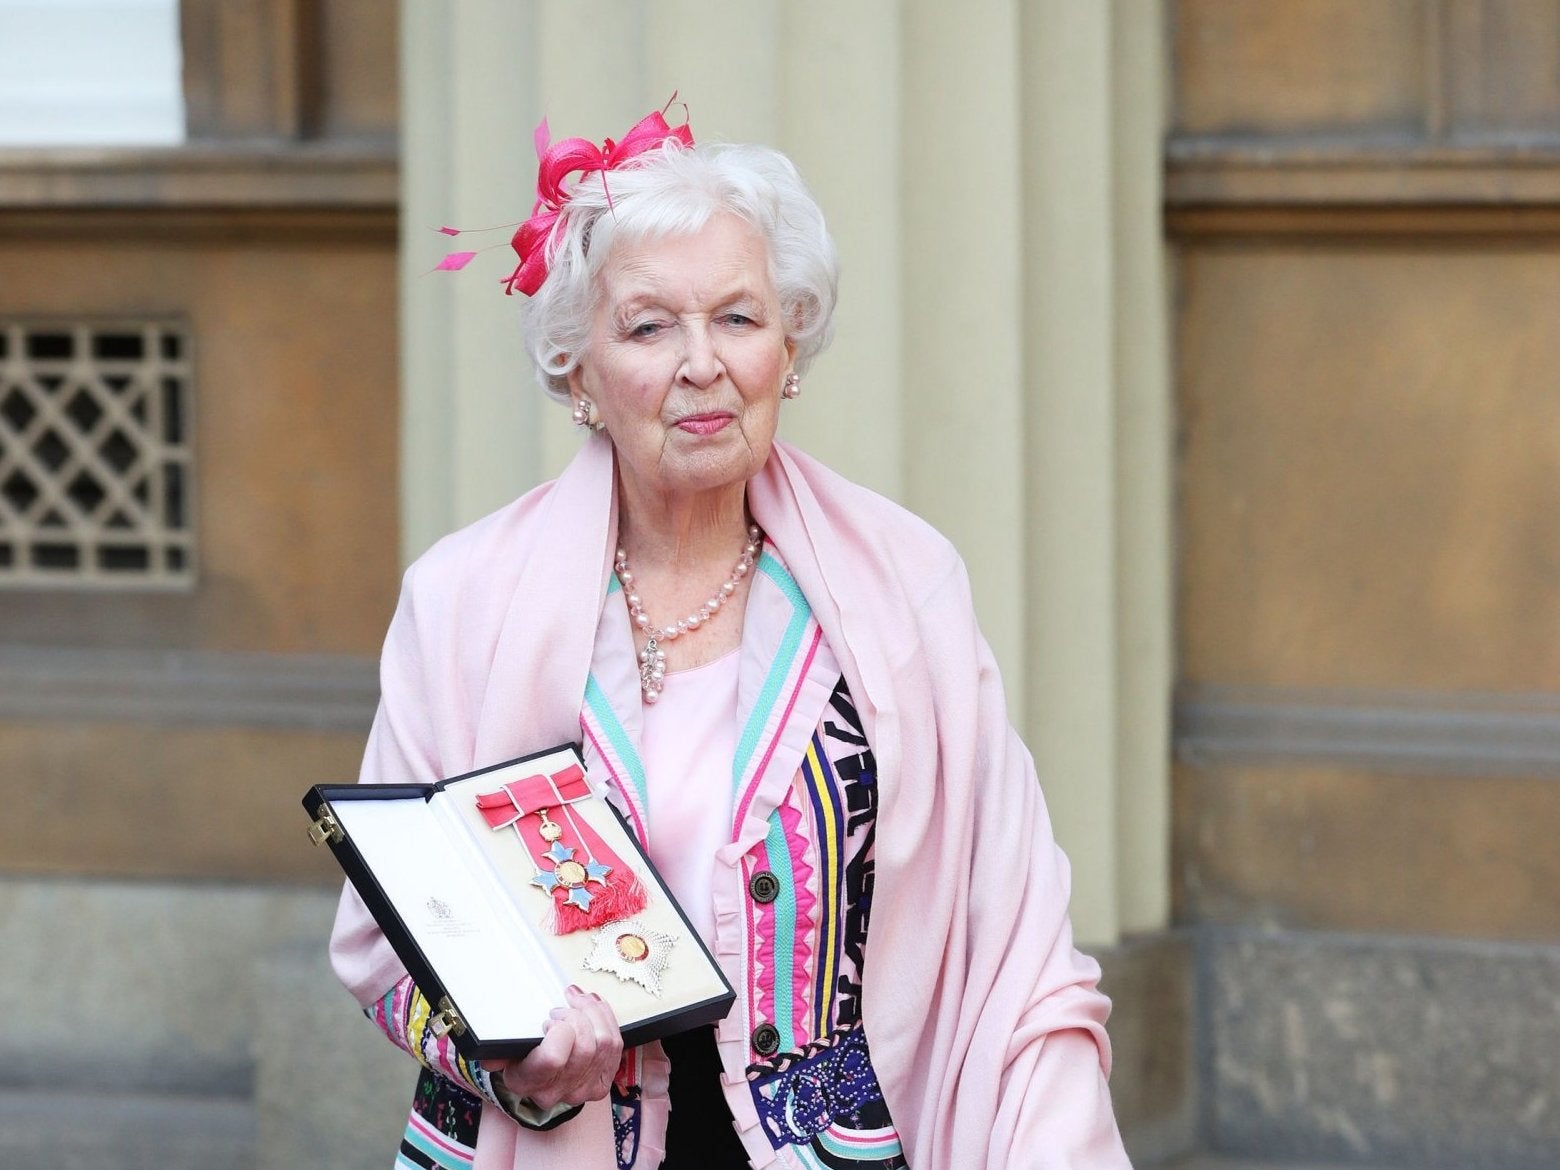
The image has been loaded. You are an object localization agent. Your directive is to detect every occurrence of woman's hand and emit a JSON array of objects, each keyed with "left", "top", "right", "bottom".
[{"left": 482, "top": 985, "right": 623, "bottom": 1111}]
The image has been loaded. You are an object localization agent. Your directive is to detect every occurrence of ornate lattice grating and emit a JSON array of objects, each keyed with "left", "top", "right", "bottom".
[{"left": 0, "top": 321, "right": 194, "bottom": 588}]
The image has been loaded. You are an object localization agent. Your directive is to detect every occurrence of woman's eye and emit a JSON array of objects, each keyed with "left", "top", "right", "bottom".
[
  {"left": 629, "top": 321, "right": 664, "bottom": 338},
  {"left": 721, "top": 313, "right": 754, "bottom": 327}
]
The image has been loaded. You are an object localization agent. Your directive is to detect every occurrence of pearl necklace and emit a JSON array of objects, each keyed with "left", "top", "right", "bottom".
[{"left": 616, "top": 523, "right": 761, "bottom": 704}]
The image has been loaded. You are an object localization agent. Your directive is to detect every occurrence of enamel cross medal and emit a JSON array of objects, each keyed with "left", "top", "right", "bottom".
[
  {"left": 474, "top": 762, "right": 674, "bottom": 993},
  {"left": 529, "top": 807, "right": 612, "bottom": 913},
  {"left": 474, "top": 763, "right": 647, "bottom": 933}
]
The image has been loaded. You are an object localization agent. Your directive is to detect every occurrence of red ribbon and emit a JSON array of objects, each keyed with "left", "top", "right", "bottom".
[
  {"left": 475, "top": 763, "right": 593, "bottom": 828},
  {"left": 502, "top": 104, "right": 695, "bottom": 296},
  {"left": 476, "top": 764, "right": 647, "bottom": 934}
]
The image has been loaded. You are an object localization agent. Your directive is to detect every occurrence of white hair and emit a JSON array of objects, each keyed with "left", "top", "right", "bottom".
[{"left": 521, "top": 140, "right": 838, "bottom": 404}]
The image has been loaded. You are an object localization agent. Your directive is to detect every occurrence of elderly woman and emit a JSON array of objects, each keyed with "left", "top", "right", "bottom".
[{"left": 331, "top": 106, "right": 1128, "bottom": 1170}]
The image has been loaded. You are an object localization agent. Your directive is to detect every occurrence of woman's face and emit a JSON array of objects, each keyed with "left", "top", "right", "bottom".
[{"left": 567, "top": 213, "right": 795, "bottom": 516}]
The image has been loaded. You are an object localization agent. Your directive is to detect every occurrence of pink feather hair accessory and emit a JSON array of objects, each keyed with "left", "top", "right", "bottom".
[{"left": 435, "top": 96, "right": 694, "bottom": 296}]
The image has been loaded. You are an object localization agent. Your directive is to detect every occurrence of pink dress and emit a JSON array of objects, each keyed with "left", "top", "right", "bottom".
[{"left": 640, "top": 648, "right": 740, "bottom": 946}]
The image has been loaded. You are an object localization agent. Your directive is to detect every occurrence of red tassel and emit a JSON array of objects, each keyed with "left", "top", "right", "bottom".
[{"left": 552, "top": 869, "right": 648, "bottom": 934}]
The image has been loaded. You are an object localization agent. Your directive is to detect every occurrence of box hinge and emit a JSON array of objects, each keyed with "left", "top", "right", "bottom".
[
  {"left": 430, "top": 996, "right": 466, "bottom": 1039},
  {"left": 307, "top": 804, "right": 344, "bottom": 847}
]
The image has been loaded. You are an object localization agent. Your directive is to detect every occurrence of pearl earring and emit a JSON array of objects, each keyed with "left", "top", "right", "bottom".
[
  {"left": 781, "top": 373, "right": 801, "bottom": 400},
  {"left": 572, "top": 398, "right": 593, "bottom": 427}
]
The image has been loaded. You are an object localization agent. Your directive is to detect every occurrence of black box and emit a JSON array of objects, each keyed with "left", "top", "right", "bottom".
[{"left": 304, "top": 743, "right": 734, "bottom": 1060}]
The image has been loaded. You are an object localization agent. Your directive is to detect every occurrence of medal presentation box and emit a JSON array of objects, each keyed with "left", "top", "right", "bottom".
[{"left": 304, "top": 744, "right": 734, "bottom": 1061}]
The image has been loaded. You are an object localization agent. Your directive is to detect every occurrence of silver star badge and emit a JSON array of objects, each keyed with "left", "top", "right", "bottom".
[{"left": 582, "top": 918, "right": 675, "bottom": 996}]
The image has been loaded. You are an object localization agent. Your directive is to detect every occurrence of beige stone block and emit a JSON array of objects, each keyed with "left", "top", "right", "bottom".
[
  {"left": 0, "top": 719, "right": 360, "bottom": 882},
  {"left": 1176, "top": 760, "right": 1560, "bottom": 941},
  {"left": 1178, "top": 245, "right": 1560, "bottom": 693},
  {"left": 1174, "top": 0, "right": 1430, "bottom": 135}
]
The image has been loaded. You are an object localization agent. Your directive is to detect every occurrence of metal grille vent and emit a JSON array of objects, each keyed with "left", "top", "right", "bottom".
[{"left": 0, "top": 322, "right": 194, "bottom": 588}]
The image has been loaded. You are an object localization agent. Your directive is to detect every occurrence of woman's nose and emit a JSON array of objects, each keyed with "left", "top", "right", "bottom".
[{"left": 678, "top": 324, "right": 723, "bottom": 388}]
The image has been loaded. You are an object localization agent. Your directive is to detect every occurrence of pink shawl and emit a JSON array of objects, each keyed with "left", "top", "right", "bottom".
[{"left": 331, "top": 433, "right": 1127, "bottom": 1168}]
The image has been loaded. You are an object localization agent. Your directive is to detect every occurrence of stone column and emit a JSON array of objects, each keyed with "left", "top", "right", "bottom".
[{"left": 396, "top": 0, "right": 1171, "bottom": 948}]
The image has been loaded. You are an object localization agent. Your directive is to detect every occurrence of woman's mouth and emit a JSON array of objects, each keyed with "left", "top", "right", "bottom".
[{"left": 675, "top": 413, "right": 733, "bottom": 435}]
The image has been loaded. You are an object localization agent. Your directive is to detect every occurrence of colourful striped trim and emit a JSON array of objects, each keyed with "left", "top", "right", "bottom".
[
  {"left": 410, "top": 988, "right": 488, "bottom": 1095},
  {"left": 370, "top": 976, "right": 495, "bottom": 1111},
  {"left": 732, "top": 553, "right": 812, "bottom": 815},
  {"left": 750, "top": 838, "right": 776, "bottom": 1034},
  {"left": 584, "top": 673, "right": 649, "bottom": 815},
  {"left": 801, "top": 736, "right": 844, "bottom": 1040},
  {"left": 399, "top": 1108, "right": 476, "bottom": 1168},
  {"left": 373, "top": 982, "right": 415, "bottom": 1058},
  {"left": 429, "top": 1029, "right": 482, "bottom": 1095},
  {"left": 732, "top": 624, "right": 822, "bottom": 833},
  {"left": 756, "top": 550, "right": 806, "bottom": 609},
  {"left": 582, "top": 711, "right": 648, "bottom": 845},
  {"left": 781, "top": 799, "right": 818, "bottom": 1040},
  {"left": 762, "top": 808, "right": 799, "bottom": 1050},
  {"left": 816, "top": 1123, "right": 905, "bottom": 1161},
  {"left": 732, "top": 551, "right": 827, "bottom": 1054}
]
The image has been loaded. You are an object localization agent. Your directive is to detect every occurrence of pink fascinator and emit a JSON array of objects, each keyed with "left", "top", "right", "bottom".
[{"left": 436, "top": 99, "right": 695, "bottom": 297}]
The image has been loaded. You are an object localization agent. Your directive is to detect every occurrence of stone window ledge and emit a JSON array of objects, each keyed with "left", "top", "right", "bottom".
[
  {"left": 0, "top": 645, "right": 378, "bottom": 732},
  {"left": 1167, "top": 135, "right": 1560, "bottom": 208},
  {"left": 0, "top": 141, "right": 397, "bottom": 210}
]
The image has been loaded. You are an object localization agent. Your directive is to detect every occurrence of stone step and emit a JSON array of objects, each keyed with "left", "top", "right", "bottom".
[{"left": 0, "top": 1089, "right": 255, "bottom": 1170}]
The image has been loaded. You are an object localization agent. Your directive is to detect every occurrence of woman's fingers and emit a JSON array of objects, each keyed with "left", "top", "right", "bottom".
[
  {"left": 503, "top": 1008, "right": 584, "bottom": 1108},
  {"left": 550, "top": 986, "right": 623, "bottom": 1103},
  {"left": 573, "top": 986, "right": 622, "bottom": 1055},
  {"left": 497, "top": 985, "right": 623, "bottom": 1110}
]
